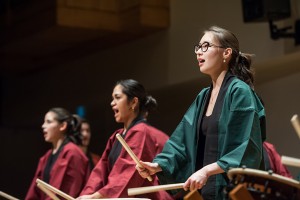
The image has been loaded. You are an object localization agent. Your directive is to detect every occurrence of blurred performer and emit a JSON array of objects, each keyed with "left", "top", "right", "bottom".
[
  {"left": 80, "top": 118, "right": 100, "bottom": 171},
  {"left": 25, "top": 108, "right": 89, "bottom": 200}
]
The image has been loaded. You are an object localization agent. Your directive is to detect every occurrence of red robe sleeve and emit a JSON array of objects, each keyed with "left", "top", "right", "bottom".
[{"left": 263, "top": 142, "right": 293, "bottom": 178}]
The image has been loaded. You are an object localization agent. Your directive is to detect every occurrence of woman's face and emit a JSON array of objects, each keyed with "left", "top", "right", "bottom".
[
  {"left": 42, "top": 111, "right": 65, "bottom": 143},
  {"left": 81, "top": 122, "right": 91, "bottom": 147},
  {"left": 111, "top": 84, "right": 135, "bottom": 124},
  {"left": 195, "top": 32, "right": 226, "bottom": 76}
]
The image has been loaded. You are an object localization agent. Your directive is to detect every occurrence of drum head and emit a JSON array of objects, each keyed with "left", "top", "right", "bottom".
[{"left": 226, "top": 168, "right": 300, "bottom": 200}]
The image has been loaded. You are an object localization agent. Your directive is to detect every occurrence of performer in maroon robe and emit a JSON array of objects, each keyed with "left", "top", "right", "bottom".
[
  {"left": 263, "top": 141, "right": 293, "bottom": 178},
  {"left": 79, "top": 118, "right": 100, "bottom": 172},
  {"left": 25, "top": 108, "right": 89, "bottom": 200},
  {"left": 78, "top": 79, "right": 173, "bottom": 199}
]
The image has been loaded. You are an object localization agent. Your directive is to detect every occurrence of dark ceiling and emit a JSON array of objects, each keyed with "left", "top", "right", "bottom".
[{"left": 0, "top": 0, "right": 170, "bottom": 75}]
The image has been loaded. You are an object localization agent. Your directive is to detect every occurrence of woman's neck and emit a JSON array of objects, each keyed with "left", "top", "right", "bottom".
[
  {"left": 123, "top": 114, "right": 138, "bottom": 133},
  {"left": 52, "top": 137, "right": 65, "bottom": 154},
  {"left": 211, "top": 70, "right": 227, "bottom": 89}
]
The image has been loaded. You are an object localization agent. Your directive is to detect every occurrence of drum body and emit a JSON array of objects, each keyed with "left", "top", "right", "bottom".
[{"left": 225, "top": 168, "right": 300, "bottom": 200}]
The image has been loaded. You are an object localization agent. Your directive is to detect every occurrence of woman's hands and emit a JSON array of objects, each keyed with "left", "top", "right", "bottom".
[
  {"left": 183, "top": 169, "right": 208, "bottom": 191},
  {"left": 183, "top": 163, "right": 224, "bottom": 191},
  {"left": 136, "top": 161, "right": 162, "bottom": 179}
]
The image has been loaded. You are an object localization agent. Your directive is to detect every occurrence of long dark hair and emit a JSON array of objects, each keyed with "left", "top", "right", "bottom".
[
  {"left": 115, "top": 79, "right": 158, "bottom": 117},
  {"left": 205, "top": 26, "right": 255, "bottom": 88},
  {"left": 49, "top": 107, "right": 82, "bottom": 145}
]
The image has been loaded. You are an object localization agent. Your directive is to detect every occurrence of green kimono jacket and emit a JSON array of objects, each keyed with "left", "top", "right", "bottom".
[{"left": 153, "top": 74, "right": 266, "bottom": 199}]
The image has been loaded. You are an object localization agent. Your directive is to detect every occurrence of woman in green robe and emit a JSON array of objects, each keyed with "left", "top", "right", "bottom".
[{"left": 136, "top": 26, "right": 266, "bottom": 200}]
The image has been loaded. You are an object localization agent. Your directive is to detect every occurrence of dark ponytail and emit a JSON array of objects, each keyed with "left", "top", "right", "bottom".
[
  {"left": 144, "top": 95, "right": 158, "bottom": 113},
  {"left": 68, "top": 114, "right": 83, "bottom": 145},
  {"left": 230, "top": 52, "right": 254, "bottom": 89},
  {"left": 49, "top": 107, "right": 82, "bottom": 145}
]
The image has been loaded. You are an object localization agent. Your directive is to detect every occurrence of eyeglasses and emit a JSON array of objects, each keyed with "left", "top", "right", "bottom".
[{"left": 194, "top": 42, "right": 225, "bottom": 53}]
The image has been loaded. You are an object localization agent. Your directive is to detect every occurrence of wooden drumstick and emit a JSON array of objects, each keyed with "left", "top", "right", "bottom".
[
  {"left": 37, "top": 183, "right": 60, "bottom": 200},
  {"left": 116, "top": 133, "right": 153, "bottom": 182},
  {"left": 291, "top": 114, "right": 300, "bottom": 139},
  {"left": 36, "top": 179, "right": 75, "bottom": 200},
  {"left": 281, "top": 155, "right": 300, "bottom": 168},
  {"left": 128, "top": 183, "right": 184, "bottom": 196},
  {"left": 0, "top": 191, "right": 19, "bottom": 200}
]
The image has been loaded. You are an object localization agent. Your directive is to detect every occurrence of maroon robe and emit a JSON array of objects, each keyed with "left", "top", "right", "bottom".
[
  {"left": 80, "top": 122, "right": 174, "bottom": 199},
  {"left": 263, "top": 142, "right": 293, "bottom": 178},
  {"left": 25, "top": 142, "right": 89, "bottom": 200}
]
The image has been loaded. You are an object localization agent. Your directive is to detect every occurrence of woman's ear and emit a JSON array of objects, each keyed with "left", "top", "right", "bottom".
[
  {"left": 59, "top": 121, "right": 68, "bottom": 132},
  {"left": 223, "top": 48, "right": 232, "bottom": 60},
  {"left": 130, "top": 97, "right": 139, "bottom": 110}
]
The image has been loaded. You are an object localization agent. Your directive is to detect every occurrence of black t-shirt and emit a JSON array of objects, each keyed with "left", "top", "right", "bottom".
[{"left": 43, "top": 139, "right": 69, "bottom": 183}]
